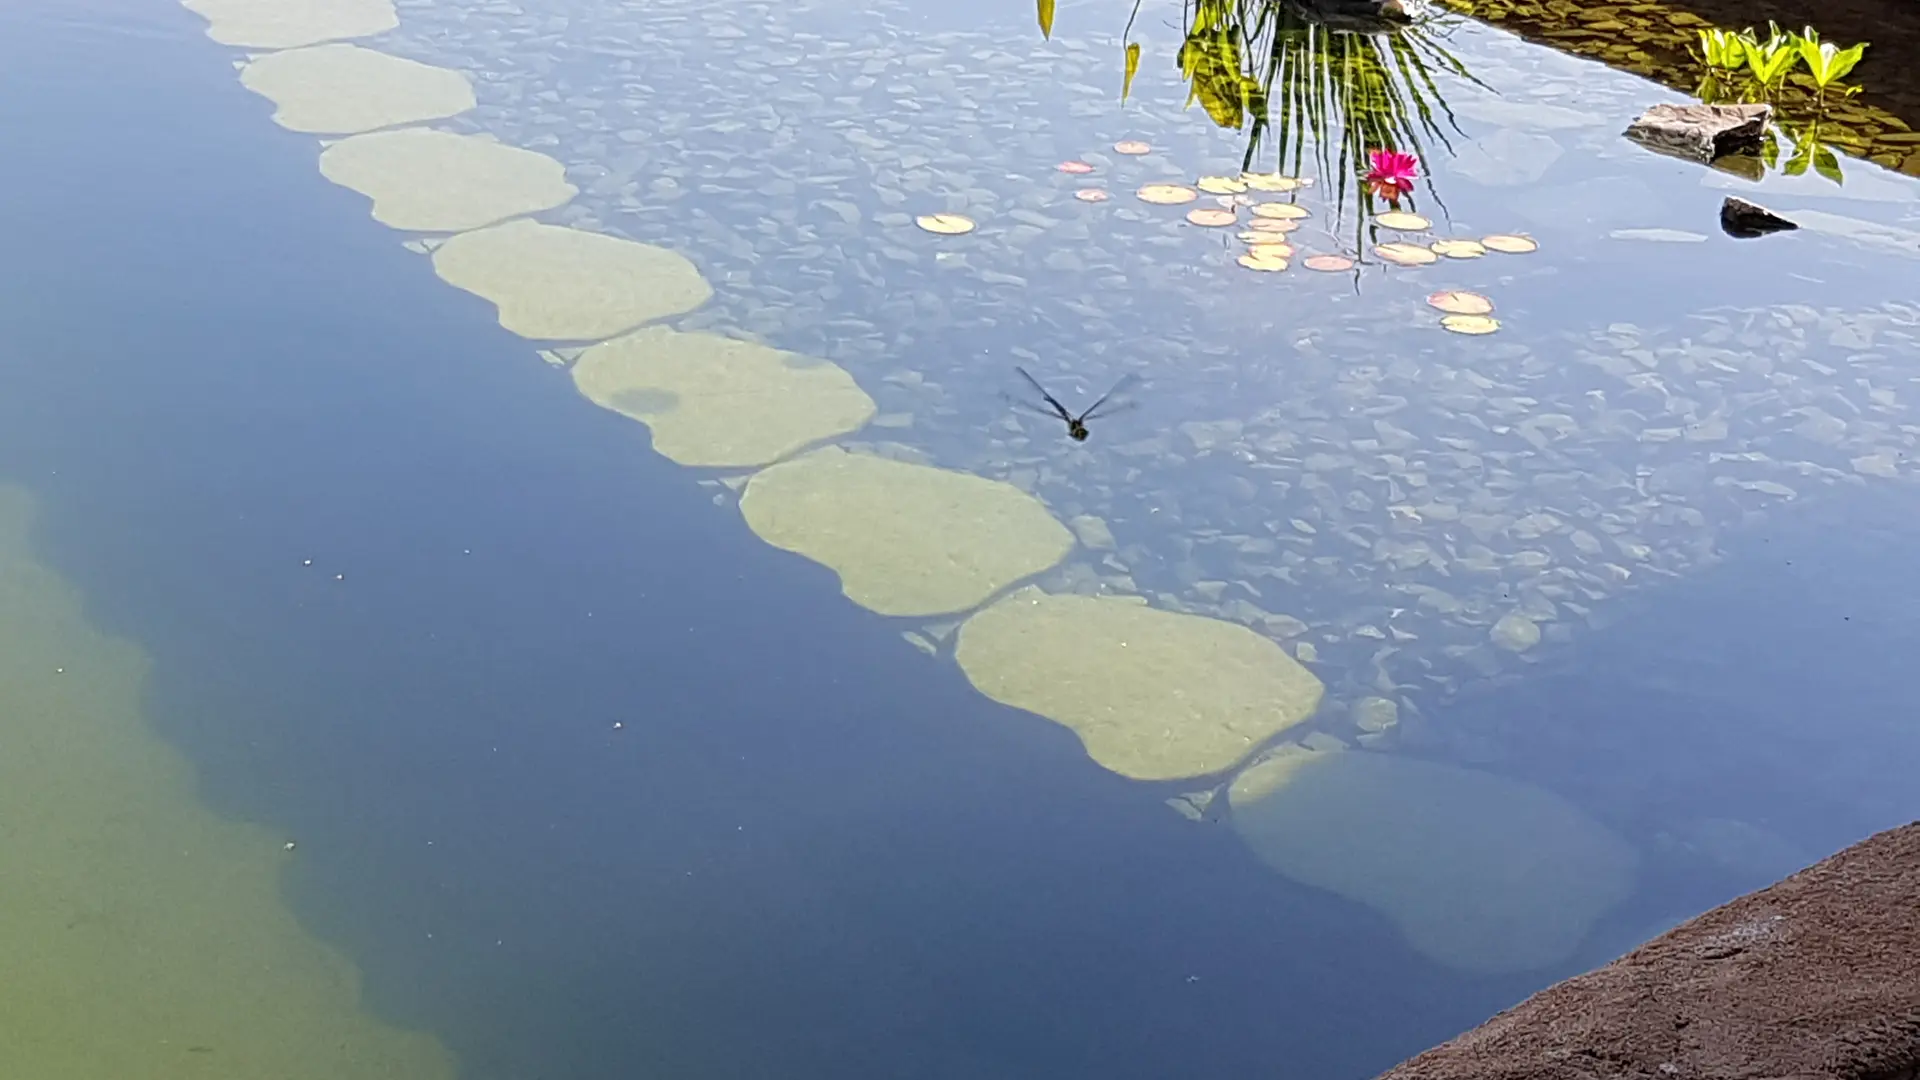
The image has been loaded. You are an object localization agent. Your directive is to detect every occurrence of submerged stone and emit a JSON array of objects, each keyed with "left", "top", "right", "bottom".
[
  {"left": 431, "top": 220, "right": 712, "bottom": 341},
  {"left": 1491, "top": 612, "right": 1542, "bottom": 652},
  {"left": 954, "top": 588, "right": 1324, "bottom": 780},
  {"left": 739, "top": 448, "right": 1073, "bottom": 618},
  {"left": 240, "top": 44, "right": 475, "bottom": 135},
  {"left": 319, "top": 128, "right": 576, "bottom": 233},
  {"left": 1229, "top": 744, "right": 1636, "bottom": 973},
  {"left": 1450, "top": 129, "right": 1564, "bottom": 187},
  {"left": 572, "top": 326, "right": 875, "bottom": 467},
  {"left": 182, "top": 0, "right": 398, "bottom": 50}
]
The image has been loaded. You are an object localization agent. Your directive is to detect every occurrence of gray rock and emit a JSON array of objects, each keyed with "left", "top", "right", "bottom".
[
  {"left": 1624, "top": 103, "right": 1770, "bottom": 164},
  {"left": 1720, "top": 196, "right": 1798, "bottom": 239}
]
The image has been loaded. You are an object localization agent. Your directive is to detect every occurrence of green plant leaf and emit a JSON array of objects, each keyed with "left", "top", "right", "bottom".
[
  {"left": 1697, "top": 28, "right": 1746, "bottom": 69},
  {"left": 1783, "top": 133, "right": 1812, "bottom": 175},
  {"left": 1123, "top": 41, "right": 1141, "bottom": 102},
  {"left": 1796, "top": 37, "right": 1866, "bottom": 88},
  {"left": 1037, "top": 0, "right": 1054, "bottom": 39},
  {"left": 1813, "top": 142, "right": 1844, "bottom": 185},
  {"left": 1827, "top": 42, "right": 1867, "bottom": 84},
  {"left": 1742, "top": 34, "right": 1795, "bottom": 84}
]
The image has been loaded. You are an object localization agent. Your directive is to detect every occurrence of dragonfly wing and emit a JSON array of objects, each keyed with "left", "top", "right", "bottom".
[
  {"left": 1081, "top": 398, "right": 1140, "bottom": 423},
  {"left": 1014, "top": 366, "right": 1074, "bottom": 421},
  {"left": 1002, "top": 391, "right": 1070, "bottom": 422},
  {"left": 1078, "top": 372, "right": 1144, "bottom": 422}
]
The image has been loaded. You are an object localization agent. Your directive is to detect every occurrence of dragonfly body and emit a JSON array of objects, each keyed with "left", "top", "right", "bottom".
[{"left": 1012, "top": 366, "right": 1138, "bottom": 442}]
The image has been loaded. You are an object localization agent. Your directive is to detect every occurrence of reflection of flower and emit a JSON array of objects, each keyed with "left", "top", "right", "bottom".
[{"left": 1365, "top": 149, "right": 1419, "bottom": 203}]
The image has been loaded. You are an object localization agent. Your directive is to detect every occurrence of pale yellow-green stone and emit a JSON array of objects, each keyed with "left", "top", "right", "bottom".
[
  {"left": 240, "top": 44, "right": 475, "bottom": 135},
  {"left": 739, "top": 448, "right": 1074, "bottom": 618},
  {"left": 0, "top": 486, "right": 454, "bottom": 1080},
  {"left": 1229, "top": 744, "right": 1637, "bottom": 973},
  {"left": 182, "top": 0, "right": 398, "bottom": 50},
  {"left": 955, "top": 588, "right": 1323, "bottom": 780},
  {"left": 431, "top": 220, "right": 713, "bottom": 341},
  {"left": 573, "top": 327, "right": 875, "bottom": 468},
  {"left": 318, "top": 128, "right": 576, "bottom": 233}
]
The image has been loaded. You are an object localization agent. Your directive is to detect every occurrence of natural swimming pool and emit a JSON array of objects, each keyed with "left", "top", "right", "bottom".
[{"left": 2, "top": 0, "right": 1918, "bottom": 1075}]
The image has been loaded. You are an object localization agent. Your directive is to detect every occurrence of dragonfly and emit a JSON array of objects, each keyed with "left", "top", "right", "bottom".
[{"left": 1010, "top": 366, "right": 1141, "bottom": 442}]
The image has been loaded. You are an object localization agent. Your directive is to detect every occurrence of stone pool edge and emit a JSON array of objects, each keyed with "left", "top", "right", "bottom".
[{"left": 1372, "top": 819, "right": 1920, "bottom": 1080}]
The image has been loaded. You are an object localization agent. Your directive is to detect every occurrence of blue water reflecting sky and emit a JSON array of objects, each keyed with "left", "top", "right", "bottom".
[{"left": 2, "top": 0, "right": 1916, "bottom": 1076}]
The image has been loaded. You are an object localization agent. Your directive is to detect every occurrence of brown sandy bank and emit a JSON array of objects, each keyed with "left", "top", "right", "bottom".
[{"left": 1376, "top": 820, "right": 1920, "bottom": 1080}]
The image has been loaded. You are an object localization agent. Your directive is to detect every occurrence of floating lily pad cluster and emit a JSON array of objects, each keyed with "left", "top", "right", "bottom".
[
  {"left": 1000, "top": 141, "right": 1544, "bottom": 333},
  {"left": 1374, "top": 213, "right": 1538, "bottom": 333}
]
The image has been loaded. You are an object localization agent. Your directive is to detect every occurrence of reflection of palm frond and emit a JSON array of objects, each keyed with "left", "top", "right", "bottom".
[{"left": 1151, "top": 0, "right": 1478, "bottom": 242}]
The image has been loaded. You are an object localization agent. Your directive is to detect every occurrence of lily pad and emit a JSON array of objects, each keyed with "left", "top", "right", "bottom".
[
  {"left": 1238, "top": 236, "right": 1294, "bottom": 257},
  {"left": 1374, "top": 242, "right": 1438, "bottom": 266},
  {"left": 955, "top": 588, "right": 1325, "bottom": 780},
  {"left": 1237, "top": 251, "right": 1290, "bottom": 272},
  {"left": 1441, "top": 314, "right": 1502, "bottom": 335},
  {"left": 1482, "top": 233, "right": 1539, "bottom": 253},
  {"left": 1431, "top": 239, "right": 1488, "bottom": 259},
  {"left": 1229, "top": 743, "right": 1636, "bottom": 973},
  {"left": 318, "top": 128, "right": 576, "bottom": 232},
  {"left": 1375, "top": 211, "right": 1431, "bottom": 231},
  {"left": 1250, "top": 203, "right": 1309, "bottom": 220},
  {"left": 240, "top": 44, "right": 474, "bottom": 135},
  {"left": 1242, "top": 173, "right": 1300, "bottom": 192},
  {"left": 1073, "top": 188, "right": 1110, "bottom": 203},
  {"left": 1302, "top": 254, "right": 1355, "bottom": 272},
  {"left": 431, "top": 220, "right": 713, "bottom": 342},
  {"left": 182, "top": 0, "right": 397, "bottom": 49},
  {"left": 1113, "top": 140, "right": 1151, "bottom": 155},
  {"left": 739, "top": 448, "right": 1074, "bottom": 618},
  {"left": 916, "top": 213, "right": 976, "bottom": 235},
  {"left": 1196, "top": 176, "right": 1249, "bottom": 195},
  {"left": 1426, "top": 290, "right": 1494, "bottom": 315},
  {"left": 1246, "top": 218, "right": 1299, "bottom": 233},
  {"left": 1186, "top": 208, "right": 1237, "bottom": 227},
  {"left": 1056, "top": 161, "right": 1094, "bottom": 174},
  {"left": 572, "top": 326, "right": 876, "bottom": 468},
  {"left": 1137, "top": 184, "right": 1198, "bottom": 205}
]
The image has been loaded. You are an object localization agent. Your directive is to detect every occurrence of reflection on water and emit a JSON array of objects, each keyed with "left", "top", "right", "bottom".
[
  {"left": 1149, "top": 0, "right": 1481, "bottom": 234},
  {"left": 6, "top": 0, "right": 1920, "bottom": 1073},
  {"left": 1441, "top": 0, "right": 1920, "bottom": 179}
]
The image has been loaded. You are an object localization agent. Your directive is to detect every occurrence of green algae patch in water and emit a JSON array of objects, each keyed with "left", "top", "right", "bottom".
[
  {"left": 1228, "top": 744, "right": 1637, "bottom": 974},
  {"left": 955, "top": 587, "right": 1324, "bottom": 781},
  {"left": 738, "top": 447, "right": 1074, "bottom": 618},
  {"left": 431, "top": 220, "right": 713, "bottom": 342},
  {"left": 241, "top": 44, "right": 475, "bottom": 135},
  {"left": 573, "top": 326, "right": 876, "bottom": 468},
  {"left": 0, "top": 487, "right": 453, "bottom": 1080},
  {"left": 318, "top": 128, "right": 576, "bottom": 233},
  {"left": 182, "top": 0, "right": 398, "bottom": 50}
]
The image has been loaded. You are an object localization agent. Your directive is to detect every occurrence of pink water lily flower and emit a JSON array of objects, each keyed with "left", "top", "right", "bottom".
[{"left": 1365, "top": 149, "right": 1419, "bottom": 202}]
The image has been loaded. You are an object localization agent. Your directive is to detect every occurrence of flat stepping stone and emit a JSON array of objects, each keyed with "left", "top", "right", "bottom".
[
  {"left": 739, "top": 449, "right": 1073, "bottom": 618},
  {"left": 241, "top": 44, "right": 474, "bottom": 135},
  {"left": 572, "top": 327, "right": 875, "bottom": 468},
  {"left": 956, "top": 588, "right": 1324, "bottom": 780},
  {"left": 431, "top": 220, "right": 712, "bottom": 341},
  {"left": 319, "top": 128, "right": 575, "bottom": 233}
]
